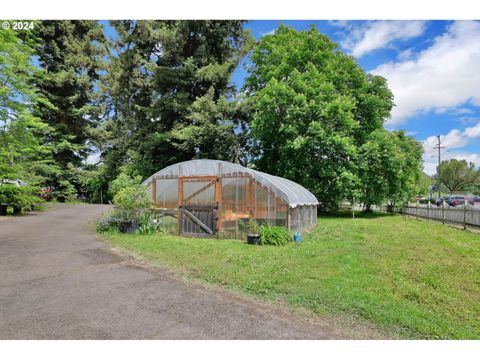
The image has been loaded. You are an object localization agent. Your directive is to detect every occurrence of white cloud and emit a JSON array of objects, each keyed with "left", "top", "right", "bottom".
[
  {"left": 423, "top": 151, "right": 480, "bottom": 175},
  {"left": 422, "top": 122, "right": 480, "bottom": 174},
  {"left": 397, "top": 48, "right": 414, "bottom": 61},
  {"left": 342, "top": 21, "right": 426, "bottom": 58},
  {"left": 260, "top": 29, "right": 275, "bottom": 37},
  {"left": 459, "top": 116, "right": 480, "bottom": 125},
  {"left": 454, "top": 108, "right": 474, "bottom": 115},
  {"left": 464, "top": 122, "right": 480, "bottom": 138},
  {"left": 372, "top": 21, "right": 480, "bottom": 125},
  {"left": 328, "top": 20, "right": 350, "bottom": 28}
]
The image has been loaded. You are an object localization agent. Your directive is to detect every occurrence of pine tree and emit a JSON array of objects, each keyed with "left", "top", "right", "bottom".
[
  {"left": 33, "top": 20, "right": 107, "bottom": 201},
  {"left": 0, "top": 28, "right": 53, "bottom": 213},
  {"left": 103, "top": 20, "right": 253, "bottom": 180}
]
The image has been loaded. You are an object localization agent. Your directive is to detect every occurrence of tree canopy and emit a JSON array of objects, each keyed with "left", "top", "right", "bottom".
[
  {"left": 32, "top": 20, "right": 108, "bottom": 201},
  {"left": 244, "top": 25, "right": 421, "bottom": 209},
  {"left": 0, "top": 21, "right": 434, "bottom": 212},
  {"left": 438, "top": 159, "right": 480, "bottom": 193},
  {"left": 101, "top": 20, "right": 254, "bottom": 183}
]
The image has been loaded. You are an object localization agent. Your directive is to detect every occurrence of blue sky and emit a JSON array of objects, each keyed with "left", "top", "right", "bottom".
[{"left": 102, "top": 20, "right": 480, "bottom": 175}]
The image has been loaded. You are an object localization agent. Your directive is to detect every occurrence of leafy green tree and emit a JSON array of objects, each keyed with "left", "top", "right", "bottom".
[
  {"left": 109, "top": 170, "right": 143, "bottom": 198},
  {"left": 0, "top": 28, "right": 52, "bottom": 212},
  {"left": 416, "top": 172, "right": 434, "bottom": 196},
  {"left": 357, "top": 130, "right": 423, "bottom": 210},
  {"left": 438, "top": 159, "right": 480, "bottom": 193},
  {"left": 77, "top": 164, "right": 109, "bottom": 203},
  {"left": 245, "top": 25, "right": 394, "bottom": 210},
  {"left": 102, "top": 20, "right": 254, "bottom": 181},
  {"left": 32, "top": 20, "right": 108, "bottom": 201}
]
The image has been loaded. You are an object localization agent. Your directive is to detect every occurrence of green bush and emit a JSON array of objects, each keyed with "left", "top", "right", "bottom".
[
  {"left": 113, "top": 185, "right": 152, "bottom": 223},
  {"left": 95, "top": 209, "right": 131, "bottom": 232},
  {"left": 96, "top": 172, "right": 154, "bottom": 233},
  {"left": 0, "top": 184, "right": 42, "bottom": 213},
  {"left": 109, "top": 172, "right": 143, "bottom": 198},
  {"left": 258, "top": 224, "right": 291, "bottom": 246}
]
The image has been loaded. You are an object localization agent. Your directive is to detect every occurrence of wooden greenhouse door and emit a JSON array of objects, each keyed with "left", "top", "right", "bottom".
[{"left": 178, "top": 176, "right": 220, "bottom": 237}]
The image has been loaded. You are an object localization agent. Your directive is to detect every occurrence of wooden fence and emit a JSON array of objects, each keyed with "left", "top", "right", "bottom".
[{"left": 381, "top": 204, "right": 480, "bottom": 230}]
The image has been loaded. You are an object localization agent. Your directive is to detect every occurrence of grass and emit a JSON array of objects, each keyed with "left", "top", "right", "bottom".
[{"left": 101, "top": 212, "right": 480, "bottom": 339}]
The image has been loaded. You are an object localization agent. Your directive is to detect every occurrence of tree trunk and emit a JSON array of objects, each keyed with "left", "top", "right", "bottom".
[
  {"left": 364, "top": 203, "right": 373, "bottom": 213},
  {"left": 0, "top": 205, "right": 7, "bottom": 216}
]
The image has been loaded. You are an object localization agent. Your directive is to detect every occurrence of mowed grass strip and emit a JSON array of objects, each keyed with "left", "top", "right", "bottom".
[{"left": 102, "top": 212, "right": 480, "bottom": 339}]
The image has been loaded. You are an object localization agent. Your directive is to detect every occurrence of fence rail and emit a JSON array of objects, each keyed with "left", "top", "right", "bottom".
[{"left": 380, "top": 204, "right": 480, "bottom": 230}]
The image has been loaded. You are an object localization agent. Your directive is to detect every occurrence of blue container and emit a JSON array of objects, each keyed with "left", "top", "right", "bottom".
[{"left": 293, "top": 231, "right": 302, "bottom": 243}]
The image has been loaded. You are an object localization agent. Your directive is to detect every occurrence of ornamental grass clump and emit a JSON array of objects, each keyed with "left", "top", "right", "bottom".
[{"left": 258, "top": 224, "right": 291, "bottom": 246}]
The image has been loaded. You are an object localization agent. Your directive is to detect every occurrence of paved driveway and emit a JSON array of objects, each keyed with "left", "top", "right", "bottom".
[{"left": 0, "top": 204, "right": 376, "bottom": 339}]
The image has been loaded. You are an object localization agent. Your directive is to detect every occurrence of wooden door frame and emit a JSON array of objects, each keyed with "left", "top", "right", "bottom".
[{"left": 177, "top": 176, "right": 222, "bottom": 236}]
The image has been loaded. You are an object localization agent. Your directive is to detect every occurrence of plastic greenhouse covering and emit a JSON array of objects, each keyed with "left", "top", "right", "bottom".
[{"left": 142, "top": 159, "right": 318, "bottom": 238}]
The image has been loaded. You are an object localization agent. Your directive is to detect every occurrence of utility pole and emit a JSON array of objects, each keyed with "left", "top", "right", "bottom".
[{"left": 433, "top": 135, "right": 445, "bottom": 199}]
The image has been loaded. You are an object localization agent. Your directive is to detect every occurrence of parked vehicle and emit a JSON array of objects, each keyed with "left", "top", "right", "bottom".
[
  {"left": 0, "top": 179, "right": 27, "bottom": 186},
  {"left": 445, "top": 195, "right": 474, "bottom": 207},
  {"left": 40, "top": 186, "right": 54, "bottom": 200}
]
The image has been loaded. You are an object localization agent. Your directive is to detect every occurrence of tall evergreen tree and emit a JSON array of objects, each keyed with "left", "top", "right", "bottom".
[
  {"left": 0, "top": 27, "right": 54, "bottom": 213},
  {"left": 0, "top": 27, "right": 51, "bottom": 183},
  {"left": 103, "top": 20, "right": 253, "bottom": 180},
  {"left": 33, "top": 20, "right": 107, "bottom": 200}
]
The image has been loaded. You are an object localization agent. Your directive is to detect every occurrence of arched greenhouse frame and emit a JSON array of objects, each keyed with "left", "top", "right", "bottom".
[{"left": 142, "top": 160, "right": 318, "bottom": 239}]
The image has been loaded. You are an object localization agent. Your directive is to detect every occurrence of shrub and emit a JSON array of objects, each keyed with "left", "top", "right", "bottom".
[
  {"left": 97, "top": 172, "right": 155, "bottom": 233},
  {"left": 258, "top": 224, "right": 291, "bottom": 246},
  {"left": 0, "top": 184, "right": 42, "bottom": 213},
  {"left": 95, "top": 209, "right": 131, "bottom": 232},
  {"left": 113, "top": 185, "right": 152, "bottom": 223},
  {"left": 109, "top": 172, "right": 143, "bottom": 198}
]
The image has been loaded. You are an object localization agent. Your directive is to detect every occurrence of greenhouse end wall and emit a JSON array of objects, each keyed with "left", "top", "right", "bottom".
[{"left": 143, "top": 160, "right": 319, "bottom": 239}]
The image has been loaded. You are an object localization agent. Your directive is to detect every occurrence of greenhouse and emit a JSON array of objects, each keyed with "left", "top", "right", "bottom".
[{"left": 142, "top": 159, "right": 319, "bottom": 239}]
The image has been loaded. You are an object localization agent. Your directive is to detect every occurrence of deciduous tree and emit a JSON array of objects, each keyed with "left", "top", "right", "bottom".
[
  {"left": 438, "top": 159, "right": 480, "bottom": 192},
  {"left": 244, "top": 25, "right": 394, "bottom": 210}
]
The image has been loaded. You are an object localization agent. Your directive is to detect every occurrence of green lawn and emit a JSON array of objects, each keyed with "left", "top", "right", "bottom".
[{"left": 101, "top": 212, "right": 480, "bottom": 339}]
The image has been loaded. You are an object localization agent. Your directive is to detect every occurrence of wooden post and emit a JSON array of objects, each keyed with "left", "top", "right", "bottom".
[
  {"left": 248, "top": 176, "right": 254, "bottom": 217},
  {"left": 427, "top": 202, "right": 430, "bottom": 221},
  {"left": 442, "top": 200, "right": 445, "bottom": 224},
  {"left": 235, "top": 204, "right": 239, "bottom": 239},
  {"left": 416, "top": 202, "right": 418, "bottom": 220},
  {"left": 287, "top": 207, "right": 291, "bottom": 231},
  {"left": 463, "top": 203, "right": 467, "bottom": 230},
  {"left": 177, "top": 177, "right": 183, "bottom": 235},
  {"left": 215, "top": 177, "right": 222, "bottom": 236},
  {"left": 152, "top": 177, "right": 157, "bottom": 207}
]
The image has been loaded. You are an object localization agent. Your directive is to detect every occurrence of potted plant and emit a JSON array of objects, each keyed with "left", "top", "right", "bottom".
[{"left": 246, "top": 218, "right": 260, "bottom": 245}]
